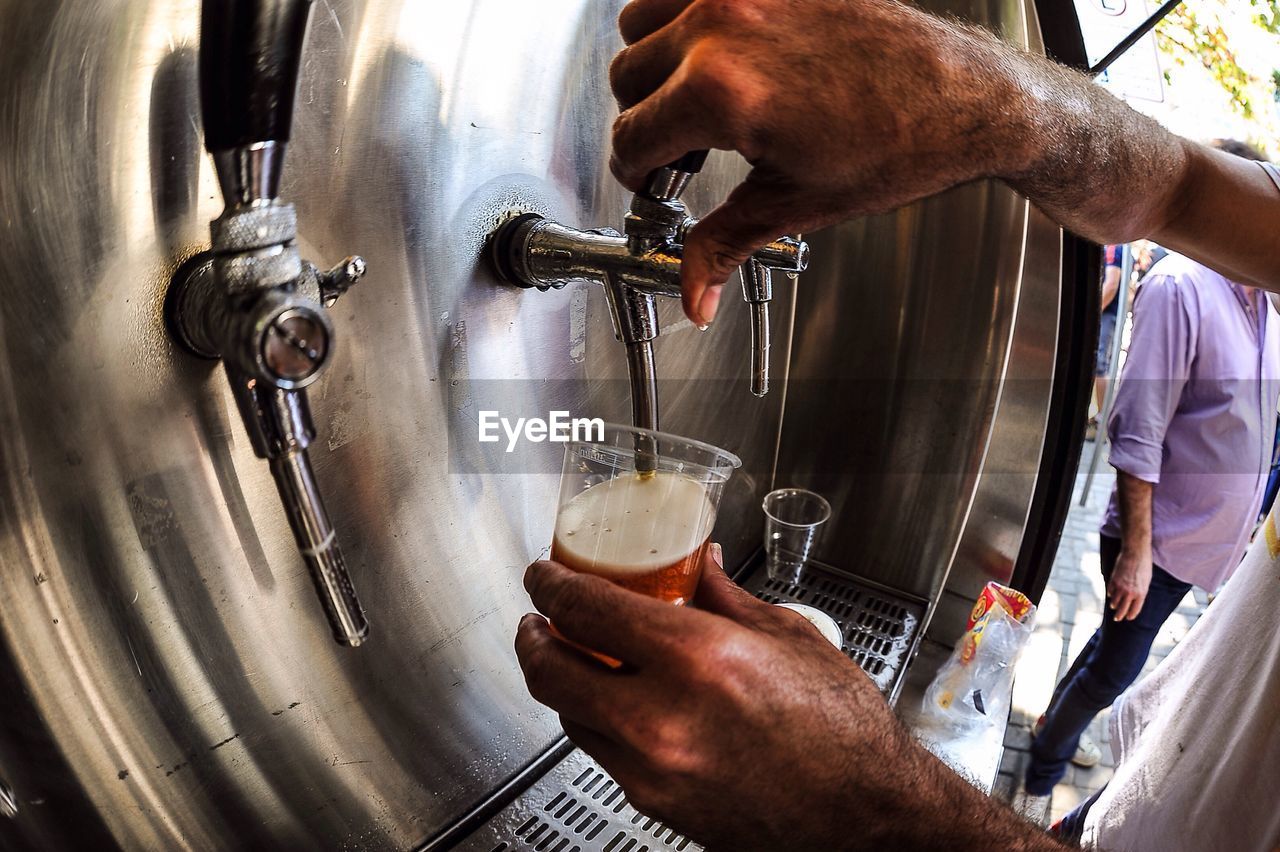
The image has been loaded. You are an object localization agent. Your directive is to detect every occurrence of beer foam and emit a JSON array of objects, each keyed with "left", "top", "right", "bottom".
[{"left": 553, "top": 472, "right": 715, "bottom": 576}]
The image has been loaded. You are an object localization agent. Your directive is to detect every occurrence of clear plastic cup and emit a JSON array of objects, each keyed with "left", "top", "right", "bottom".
[
  {"left": 763, "top": 488, "right": 831, "bottom": 584},
  {"left": 553, "top": 423, "right": 742, "bottom": 607}
]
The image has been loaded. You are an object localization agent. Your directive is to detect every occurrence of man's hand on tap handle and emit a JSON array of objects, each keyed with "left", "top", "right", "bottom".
[
  {"left": 608, "top": 0, "right": 1280, "bottom": 326},
  {"left": 515, "top": 549, "right": 1064, "bottom": 851}
]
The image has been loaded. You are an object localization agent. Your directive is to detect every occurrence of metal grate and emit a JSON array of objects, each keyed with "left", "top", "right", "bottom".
[
  {"left": 739, "top": 562, "right": 925, "bottom": 701},
  {"left": 456, "top": 750, "right": 700, "bottom": 852},
  {"left": 456, "top": 563, "right": 924, "bottom": 851}
]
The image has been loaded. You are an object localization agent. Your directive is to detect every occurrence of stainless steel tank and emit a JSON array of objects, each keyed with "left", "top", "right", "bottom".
[{"left": 0, "top": 0, "right": 1075, "bottom": 848}]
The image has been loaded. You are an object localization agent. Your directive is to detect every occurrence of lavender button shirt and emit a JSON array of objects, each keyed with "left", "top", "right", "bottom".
[{"left": 1101, "top": 253, "right": 1280, "bottom": 591}]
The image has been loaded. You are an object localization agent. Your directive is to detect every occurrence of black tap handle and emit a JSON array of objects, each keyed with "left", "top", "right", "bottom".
[
  {"left": 199, "top": 0, "right": 315, "bottom": 152},
  {"left": 644, "top": 150, "right": 710, "bottom": 201},
  {"left": 666, "top": 150, "right": 709, "bottom": 174}
]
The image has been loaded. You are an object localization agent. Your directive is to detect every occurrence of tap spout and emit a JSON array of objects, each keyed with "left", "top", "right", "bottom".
[
  {"left": 229, "top": 375, "right": 369, "bottom": 646},
  {"left": 741, "top": 259, "right": 773, "bottom": 397},
  {"left": 269, "top": 451, "right": 368, "bottom": 646}
]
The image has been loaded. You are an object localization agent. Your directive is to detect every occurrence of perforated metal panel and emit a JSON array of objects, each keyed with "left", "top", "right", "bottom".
[
  {"left": 455, "top": 750, "right": 700, "bottom": 852},
  {"left": 455, "top": 566, "right": 924, "bottom": 851},
  {"left": 741, "top": 563, "right": 926, "bottom": 700}
]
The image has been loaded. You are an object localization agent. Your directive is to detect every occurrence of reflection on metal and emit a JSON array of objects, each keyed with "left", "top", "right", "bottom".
[
  {"left": 776, "top": 0, "right": 1062, "bottom": 637},
  {"left": 0, "top": 780, "right": 16, "bottom": 819},
  {"left": 932, "top": 202, "right": 1064, "bottom": 645}
]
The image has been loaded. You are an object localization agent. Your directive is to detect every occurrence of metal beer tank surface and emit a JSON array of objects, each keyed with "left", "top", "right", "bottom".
[
  {"left": 0, "top": 1, "right": 787, "bottom": 848},
  {"left": 775, "top": 0, "right": 1061, "bottom": 625}
]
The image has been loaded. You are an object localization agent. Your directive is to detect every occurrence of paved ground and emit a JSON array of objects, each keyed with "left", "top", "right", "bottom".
[{"left": 992, "top": 439, "right": 1210, "bottom": 825}]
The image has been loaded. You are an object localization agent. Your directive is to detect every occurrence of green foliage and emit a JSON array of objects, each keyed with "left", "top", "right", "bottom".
[
  {"left": 1252, "top": 0, "right": 1280, "bottom": 33},
  {"left": 1154, "top": 0, "right": 1280, "bottom": 148},
  {"left": 1156, "top": 5, "right": 1254, "bottom": 117}
]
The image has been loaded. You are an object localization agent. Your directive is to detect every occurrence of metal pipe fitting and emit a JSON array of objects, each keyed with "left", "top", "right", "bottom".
[{"left": 487, "top": 152, "right": 811, "bottom": 435}]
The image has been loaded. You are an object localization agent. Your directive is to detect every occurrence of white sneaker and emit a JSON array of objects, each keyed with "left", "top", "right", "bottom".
[
  {"left": 1012, "top": 789, "right": 1051, "bottom": 827},
  {"left": 1072, "top": 736, "right": 1102, "bottom": 768},
  {"left": 1033, "top": 715, "right": 1103, "bottom": 768}
]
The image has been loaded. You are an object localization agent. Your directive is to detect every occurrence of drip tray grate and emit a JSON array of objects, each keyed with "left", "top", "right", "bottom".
[
  {"left": 455, "top": 562, "right": 924, "bottom": 852},
  {"left": 741, "top": 561, "right": 925, "bottom": 699},
  {"left": 455, "top": 750, "right": 700, "bottom": 852}
]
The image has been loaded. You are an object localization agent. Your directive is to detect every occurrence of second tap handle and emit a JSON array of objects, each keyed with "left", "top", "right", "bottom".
[
  {"left": 665, "top": 150, "right": 709, "bottom": 175},
  {"left": 199, "top": 0, "right": 314, "bottom": 154}
]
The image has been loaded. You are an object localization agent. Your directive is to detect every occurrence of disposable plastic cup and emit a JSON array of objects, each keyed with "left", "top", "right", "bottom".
[
  {"left": 552, "top": 423, "right": 742, "bottom": 609},
  {"left": 763, "top": 488, "right": 831, "bottom": 584}
]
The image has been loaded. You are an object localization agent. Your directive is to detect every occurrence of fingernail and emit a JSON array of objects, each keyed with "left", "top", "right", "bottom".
[
  {"left": 519, "top": 612, "right": 539, "bottom": 629},
  {"left": 710, "top": 542, "right": 723, "bottom": 568},
  {"left": 697, "top": 285, "right": 724, "bottom": 326},
  {"left": 697, "top": 322, "right": 710, "bottom": 332}
]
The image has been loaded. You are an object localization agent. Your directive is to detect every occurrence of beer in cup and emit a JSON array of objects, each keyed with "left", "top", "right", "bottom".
[{"left": 552, "top": 424, "right": 741, "bottom": 610}]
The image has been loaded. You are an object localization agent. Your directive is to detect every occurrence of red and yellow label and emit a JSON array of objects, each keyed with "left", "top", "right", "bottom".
[{"left": 958, "top": 582, "right": 1034, "bottom": 664}]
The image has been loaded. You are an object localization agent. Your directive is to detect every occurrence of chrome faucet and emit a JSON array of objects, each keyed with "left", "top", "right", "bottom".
[
  {"left": 489, "top": 151, "right": 808, "bottom": 439},
  {"left": 165, "top": 0, "right": 369, "bottom": 646}
]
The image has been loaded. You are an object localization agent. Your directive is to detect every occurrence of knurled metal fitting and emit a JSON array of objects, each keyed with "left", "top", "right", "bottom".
[
  {"left": 216, "top": 244, "right": 303, "bottom": 294},
  {"left": 211, "top": 203, "right": 298, "bottom": 254}
]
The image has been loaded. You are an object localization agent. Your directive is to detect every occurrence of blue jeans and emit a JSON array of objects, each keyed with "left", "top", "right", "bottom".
[
  {"left": 1095, "top": 310, "right": 1117, "bottom": 377},
  {"left": 1024, "top": 535, "right": 1192, "bottom": 796}
]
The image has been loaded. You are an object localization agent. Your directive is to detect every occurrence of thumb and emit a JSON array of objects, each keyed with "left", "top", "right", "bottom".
[
  {"left": 693, "top": 543, "right": 769, "bottom": 622},
  {"left": 681, "top": 177, "right": 791, "bottom": 326}
]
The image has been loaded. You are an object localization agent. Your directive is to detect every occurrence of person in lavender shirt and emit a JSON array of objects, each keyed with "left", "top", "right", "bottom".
[{"left": 1022, "top": 140, "right": 1280, "bottom": 807}]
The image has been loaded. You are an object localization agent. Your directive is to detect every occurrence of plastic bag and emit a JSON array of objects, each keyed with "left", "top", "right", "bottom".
[{"left": 921, "top": 581, "right": 1037, "bottom": 733}]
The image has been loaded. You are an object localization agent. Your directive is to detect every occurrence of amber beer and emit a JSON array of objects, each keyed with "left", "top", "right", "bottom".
[{"left": 551, "top": 471, "right": 715, "bottom": 606}]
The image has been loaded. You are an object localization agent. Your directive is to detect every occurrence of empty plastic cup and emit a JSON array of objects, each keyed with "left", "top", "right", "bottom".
[{"left": 763, "top": 488, "right": 831, "bottom": 584}]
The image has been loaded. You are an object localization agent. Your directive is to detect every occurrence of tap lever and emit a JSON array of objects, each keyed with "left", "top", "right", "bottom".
[
  {"left": 644, "top": 150, "right": 709, "bottom": 202},
  {"left": 199, "top": 0, "right": 314, "bottom": 155},
  {"left": 316, "top": 256, "right": 367, "bottom": 307},
  {"left": 752, "top": 236, "right": 808, "bottom": 274}
]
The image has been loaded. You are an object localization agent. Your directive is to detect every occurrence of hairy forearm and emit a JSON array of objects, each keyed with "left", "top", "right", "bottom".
[
  {"left": 997, "top": 48, "right": 1188, "bottom": 246},
  {"left": 1116, "top": 471, "right": 1154, "bottom": 553},
  {"left": 859, "top": 723, "right": 1065, "bottom": 851},
  {"left": 952, "top": 24, "right": 1280, "bottom": 290}
]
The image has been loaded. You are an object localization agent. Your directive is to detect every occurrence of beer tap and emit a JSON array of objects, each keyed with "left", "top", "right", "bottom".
[
  {"left": 489, "top": 151, "right": 808, "bottom": 433},
  {"left": 165, "top": 0, "right": 369, "bottom": 646},
  {"left": 739, "top": 259, "right": 772, "bottom": 397}
]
